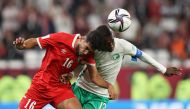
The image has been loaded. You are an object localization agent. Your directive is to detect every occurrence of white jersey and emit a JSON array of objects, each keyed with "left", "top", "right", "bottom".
[
  {"left": 76, "top": 37, "right": 166, "bottom": 97},
  {"left": 77, "top": 38, "right": 138, "bottom": 97}
]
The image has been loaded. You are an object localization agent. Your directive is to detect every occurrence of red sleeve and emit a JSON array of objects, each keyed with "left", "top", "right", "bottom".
[
  {"left": 85, "top": 54, "right": 96, "bottom": 66},
  {"left": 36, "top": 33, "right": 68, "bottom": 49},
  {"left": 36, "top": 34, "right": 55, "bottom": 49}
]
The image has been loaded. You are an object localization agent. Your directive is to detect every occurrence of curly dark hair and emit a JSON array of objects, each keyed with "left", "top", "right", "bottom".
[{"left": 86, "top": 25, "right": 114, "bottom": 52}]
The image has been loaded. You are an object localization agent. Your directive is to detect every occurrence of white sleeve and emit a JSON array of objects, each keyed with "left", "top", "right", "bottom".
[
  {"left": 139, "top": 51, "right": 167, "bottom": 73},
  {"left": 118, "top": 39, "right": 137, "bottom": 56},
  {"left": 118, "top": 38, "right": 166, "bottom": 73}
]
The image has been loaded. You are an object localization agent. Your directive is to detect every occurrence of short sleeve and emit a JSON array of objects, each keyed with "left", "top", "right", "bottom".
[
  {"left": 118, "top": 39, "right": 138, "bottom": 56},
  {"left": 83, "top": 54, "right": 96, "bottom": 66},
  {"left": 118, "top": 39, "right": 143, "bottom": 61},
  {"left": 36, "top": 34, "right": 56, "bottom": 49},
  {"left": 36, "top": 32, "right": 75, "bottom": 49}
]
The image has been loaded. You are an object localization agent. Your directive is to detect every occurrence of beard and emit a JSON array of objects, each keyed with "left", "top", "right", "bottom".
[{"left": 75, "top": 45, "right": 81, "bottom": 56}]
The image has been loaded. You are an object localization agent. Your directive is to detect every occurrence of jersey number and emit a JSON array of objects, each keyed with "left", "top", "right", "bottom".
[
  {"left": 24, "top": 99, "right": 36, "bottom": 109},
  {"left": 99, "top": 102, "right": 107, "bottom": 109},
  {"left": 63, "top": 58, "right": 73, "bottom": 68}
]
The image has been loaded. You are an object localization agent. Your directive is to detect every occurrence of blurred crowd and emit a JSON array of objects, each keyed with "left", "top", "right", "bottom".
[{"left": 0, "top": 0, "right": 190, "bottom": 65}]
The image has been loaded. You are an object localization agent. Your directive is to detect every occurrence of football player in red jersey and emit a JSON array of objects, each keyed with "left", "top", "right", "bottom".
[{"left": 13, "top": 25, "right": 116, "bottom": 109}]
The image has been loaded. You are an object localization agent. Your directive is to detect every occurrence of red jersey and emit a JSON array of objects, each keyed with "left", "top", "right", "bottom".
[{"left": 34, "top": 32, "right": 95, "bottom": 86}]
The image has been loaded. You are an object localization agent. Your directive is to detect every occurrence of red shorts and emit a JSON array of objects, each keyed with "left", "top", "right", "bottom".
[{"left": 19, "top": 82, "right": 75, "bottom": 109}]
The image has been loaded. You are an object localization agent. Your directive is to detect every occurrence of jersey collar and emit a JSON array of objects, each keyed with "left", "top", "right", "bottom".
[{"left": 72, "top": 34, "right": 81, "bottom": 48}]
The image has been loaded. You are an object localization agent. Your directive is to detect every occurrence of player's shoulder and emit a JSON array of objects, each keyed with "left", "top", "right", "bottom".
[
  {"left": 114, "top": 37, "right": 131, "bottom": 45},
  {"left": 50, "top": 32, "right": 76, "bottom": 43},
  {"left": 114, "top": 37, "right": 136, "bottom": 52},
  {"left": 52, "top": 32, "right": 74, "bottom": 37},
  {"left": 114, "top": 37, "right": 129, "bottom": 41}
]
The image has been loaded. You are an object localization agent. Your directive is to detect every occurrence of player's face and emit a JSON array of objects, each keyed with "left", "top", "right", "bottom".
[{"left": 76, "top": 39, "right": 93, "bottom": 56}]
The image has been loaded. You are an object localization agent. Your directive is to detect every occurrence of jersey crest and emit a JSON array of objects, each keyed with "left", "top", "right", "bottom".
[{"left": 112, "top": 53, "right": 120, "bottom": 60}]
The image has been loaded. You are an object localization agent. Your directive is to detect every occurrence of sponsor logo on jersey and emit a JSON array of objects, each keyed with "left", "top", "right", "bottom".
[{"left": 61, "top": 49, "right": 67, "bottom": 54}]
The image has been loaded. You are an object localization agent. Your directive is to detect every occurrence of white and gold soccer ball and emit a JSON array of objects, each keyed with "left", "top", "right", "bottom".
[{"left": 107, "top": 8, "right": 131, "bottom": 32}]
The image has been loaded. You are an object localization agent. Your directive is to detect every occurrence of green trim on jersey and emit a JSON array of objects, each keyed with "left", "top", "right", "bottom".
[{"left": 72, "top": 83, "right": 109, "bottom": 109}]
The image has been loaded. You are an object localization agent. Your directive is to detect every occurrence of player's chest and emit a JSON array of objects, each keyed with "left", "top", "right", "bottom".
[
  {"left": 49, "top": 47, "right": 79, "bottom": 68},
  {"left": 95, "top": 50, "right": 123, "bottom": 61}
]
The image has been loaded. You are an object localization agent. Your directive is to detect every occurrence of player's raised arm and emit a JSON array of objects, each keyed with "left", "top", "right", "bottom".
[
  {"left": 13, "top": 37, "right": 38, "bottom": 50},
  {"left": 13, "top": 32, "right": 68, "bottom": 50},
  {"left": 119, "top": 38, "right": 182, "bottom": 77}
]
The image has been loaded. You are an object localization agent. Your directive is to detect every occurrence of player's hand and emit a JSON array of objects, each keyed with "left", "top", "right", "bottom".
[
  {"left": 164, "top": 67, "right": 182, "bottom": 77},
  {"left": 60, "top": 73, "right": 73, "bottom": 84},
  {"left": 108, "top": 83, "right": 118, "bottom": 100},
  {"left": 13, "top": 37, "right": 25, "bottom": 50}
]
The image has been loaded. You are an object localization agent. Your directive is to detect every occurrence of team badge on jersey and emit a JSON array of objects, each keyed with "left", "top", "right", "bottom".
[
  {"left": 61, "top": 49, "right": 67, "bottom": 54},
  {"left": 112, "top": 53, "right": 120, "bottom": 60}
]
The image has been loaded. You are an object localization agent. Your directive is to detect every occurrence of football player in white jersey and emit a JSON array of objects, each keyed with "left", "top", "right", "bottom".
[
  {"left": 43, "top": 35, "right": 181, "bottom": 109},
  {"left": 70, "top": 38, "right": 181, "bottom": 109}
]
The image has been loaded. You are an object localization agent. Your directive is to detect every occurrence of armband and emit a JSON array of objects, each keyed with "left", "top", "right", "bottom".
[{"left": 131, "top": 49, "right": 142, "bottom": 61}]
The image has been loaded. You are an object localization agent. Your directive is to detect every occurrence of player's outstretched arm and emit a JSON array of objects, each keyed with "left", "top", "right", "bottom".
[
  {"left": 119, "top": 39, "right": 182, "bottom": 77},
  {"left": 13, "top": 37, "right": 38, "bottom": 50},
  {"left": 138, "top": 51, "right": 182, "bottom": 77}
]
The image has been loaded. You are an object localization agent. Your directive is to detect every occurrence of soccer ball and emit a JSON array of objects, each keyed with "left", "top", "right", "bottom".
[{"left": 107, "top": 8, "right": 131, "bottom": 32}]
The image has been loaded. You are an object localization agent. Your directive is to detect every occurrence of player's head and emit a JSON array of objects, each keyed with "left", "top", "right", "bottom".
[
  {"left": 86, "top": 25, "right": 114, "bottom": 52},
  {"left": 75, "top": 25, "right": 114, "bottom": 56},
  {"left": 76, "top": 37, "right": 94, "bottom": 56}
]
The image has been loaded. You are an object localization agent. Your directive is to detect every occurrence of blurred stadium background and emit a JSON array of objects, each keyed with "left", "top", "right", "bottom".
[{"left": 0, "top": 0, "right": 190, "bottom": 109}]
